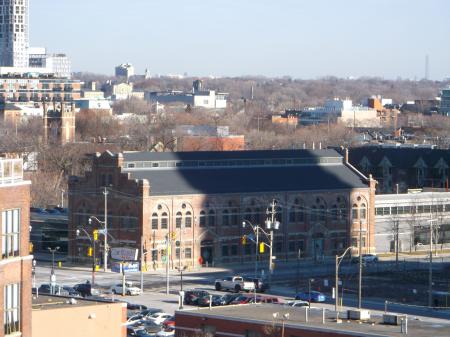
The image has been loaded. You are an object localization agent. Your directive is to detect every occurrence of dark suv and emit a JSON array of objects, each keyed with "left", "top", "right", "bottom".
[
  {"left": 184, "top": 290, "right": 210, "bottom": 305},
  {"left": 73, "top": 282, "right": 100, "bottom": 297}
]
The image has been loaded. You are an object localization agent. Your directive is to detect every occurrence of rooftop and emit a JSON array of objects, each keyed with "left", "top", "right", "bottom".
[
  {"left": 116, "top": 149, "right": 368, "bottom": 196},
  {"left": 177, "top": 305, "right": 450, "bottom": 337},
  {"left": 32, "top": 295, "right": 125, "bottom": 311}
]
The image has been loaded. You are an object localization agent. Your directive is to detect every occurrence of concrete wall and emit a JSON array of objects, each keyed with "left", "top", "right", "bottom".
[{"left": 32, "top": 301, "right": 126, "bottom": 337}]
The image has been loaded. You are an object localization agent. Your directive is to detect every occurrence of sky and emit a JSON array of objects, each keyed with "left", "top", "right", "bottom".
[{"left": 31, "top": 0, "right": 450, "bottom": 80}]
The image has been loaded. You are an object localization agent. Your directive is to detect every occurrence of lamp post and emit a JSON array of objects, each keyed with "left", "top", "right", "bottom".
[
  {"left": 48, "top": 246, "right": 60, "bottom": 295},
  {"left": 242, "top": 220, "right": 260, "bottom": 277},
  {"left": 296, "top": 249, "right": 301, "bottom": 294},
  {"left": 76, "top": 228, "right": 96, "bottom": 286},
  {"left": 335, "top": 246, "right": 353, "bottom": 320},
  {"left": 308, "top": 278, "right": 314, "bottom": 308},
  {"left": 89, "top": 215, "right": 108, "bottom": 272},
  {"left": 175, "top": 265, "right": 188, "bottom": 292}
]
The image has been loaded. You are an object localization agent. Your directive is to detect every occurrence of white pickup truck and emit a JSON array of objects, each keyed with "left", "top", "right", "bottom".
[{"left": 214, "top": 276, "right": 255, "bottom": 293}]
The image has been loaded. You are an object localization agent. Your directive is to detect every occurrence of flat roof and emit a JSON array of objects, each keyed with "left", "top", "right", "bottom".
[
  {"left": 32, "top": 295, "right": 125, "bottom": 311},
  {"left": 177, "top": 305, "right": 450, "bottom": 337}
]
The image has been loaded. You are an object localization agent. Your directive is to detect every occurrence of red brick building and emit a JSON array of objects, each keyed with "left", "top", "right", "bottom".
[
  {"left": 68, "top": 149, "right": 375, "bottom": 270},
  {"left": 0, "top": 157, "right": 32, "bottom": 337}
]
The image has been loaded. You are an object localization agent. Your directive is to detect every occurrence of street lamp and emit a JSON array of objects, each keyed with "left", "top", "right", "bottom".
[
  {"left": 308, "top": 278, "right": 314, "bottom": 308},
  {"left": 335, "top": 246, "right": 353, "bottom": 321},
  {"left": 242, "top": 220, "right": 261, "bottom": 277},
  {"left": 76, "top": 228, "right": 96, "bottom": 286},
  {"left": 89, "top": 216, "right": 108, "bottom": 272},
  {"left": 175, "top": 265, "right": 188, "bottom": 292},
  {"left": 48, "top": 246, "right": 60, "bottom": 295},
  {"left": 272, "top": 312, "right": 290, "bottom": 337}
]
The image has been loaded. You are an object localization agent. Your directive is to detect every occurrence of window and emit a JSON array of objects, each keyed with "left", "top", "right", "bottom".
[
  {"left": 208, "top": 210, "right": 216, "bottom": 226},
  {"left": 231, "top": 245, "right": 238, "bottom": 256},
  {"left": 319, "top": 205, "right": 326, "bottom": 222},
  {"left": 185, "top": 211, "right": 192, "bottom": 228},
  {"left": 161, "top": 212, "right": 168, "bottom": 229},
  {"left": 352, "top": 204, "right": 358, "bottom": 220},
  {"left": 351, "top": 237, "right": 357, "bottom": 247},
  {"left": 175, "top": 212, "right": 182, "bottom": 228},
  {"left": 222, "top": 210, "right": 229, "bottom": 226},
  {"left": 222, "top": 245, "right": 229, "bottom": 257},
  {"left": 231, "top": 209, "right": 238, "bottom": 226},
  {"left": 2, "top": 209, "right": 20, "bottom": 258},
  {"left": 175, "top": 248, "right": 180, "bottom": 259},
  {"left": 311, "top": 206, "right": 317, "bottom": 222},
  {"left": 360, "top": 203, "right": 367, "bottom": 220},
  {"left": 185, "top": 248, "right": 192, "bottom": 259},
  {"left": 151, "top": 213, "right": 158, "bottom": 230},
  {"left": 4, "top": 283, "right": 20, "bottom": 335},
  {"left": 199, "top": 211, "right": 206, "bottom": 227},
  {"left": 288, "top": 241, "right": 296, "bottom": 252}
]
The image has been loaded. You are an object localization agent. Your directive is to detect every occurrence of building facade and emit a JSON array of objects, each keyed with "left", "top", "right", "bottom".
[
  {"left": 0, "top": 74, "right": 81, "bottom": 103},
  {"left": 374, "top": 191, "right": 450, "bottom": 253},
  {"left": 43, "top": 100, "right": 76, "bottom": 145},
  {"left": 68, "top": 150, "right": 375, "bottom": 270},
  {"left": 440, "top": 87, "right": 450, "bottom": 116},
  {"left": 115, "top": 63, "right": 134, "bottom": 79},
  {"left": 0, "top": 0, "right": 29, "bottom": 67},
  {"left": 0, "top": 156, "right": 32, "bottom": 337}
]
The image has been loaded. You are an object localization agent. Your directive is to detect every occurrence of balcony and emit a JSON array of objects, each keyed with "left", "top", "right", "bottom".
[{"left": 0, "top": 158, "right": 23, "bottom": 185}]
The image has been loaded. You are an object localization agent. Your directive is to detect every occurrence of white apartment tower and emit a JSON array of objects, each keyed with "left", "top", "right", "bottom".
[{"left": 0, "top": 0, "right": 29, "bottom": 67}]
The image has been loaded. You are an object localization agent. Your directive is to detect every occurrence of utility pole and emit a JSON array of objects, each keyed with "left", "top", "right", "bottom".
[
  {"left": 255, "top": 226, "right": 259, "bottom": 277},
  {"left": 103, "top": 187, "right": 109, "bottom": 272},
  {"left": 358, "top": 221, "right": 363, "bottom": 309},
  {"left": 266, "top": 199, "right": 277, "bottom": 284},
  {"left": 166, "top": 233, "right": 170, "bottom": 295},
  {"left": 140, "top": 236, "right": 144, "bottom": 292},
  {"left": 428, "top": 219, "right": 436, "bottom": 307},
  {"left": 61, "top": 189, "right": 65, "bottom": 208},
  {"left": 395, "top": 220, "right": 399, "bottom": 270}
]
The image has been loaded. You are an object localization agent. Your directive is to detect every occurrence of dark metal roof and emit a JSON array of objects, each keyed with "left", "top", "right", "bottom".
[
  {"left": 348, "top": 147, "right": 450, "bottom": 168},
  {"left": 123, "top": 149, "right": 341, "bottom": 163},
  {"left": 128, "top": 163, "right": 367, "bottom": 196}
]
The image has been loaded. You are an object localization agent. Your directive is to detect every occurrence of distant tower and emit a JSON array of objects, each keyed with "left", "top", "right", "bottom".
[
  {"left": 251, "top": 86, "right": 254, "bottom": 100},
  {"left": 145, "top": 68, "right": 151, "bottom": 79},
  {"left": 193, "top": 79, "right": 203, "bottom": 93},
  {"left": 0, "top": 0, "right": 30, "bottom": 67},
  {"left": 425, "top": 55, "right": 430, "bottom": 80},
  {"left": 43, "top": 98, "right": 75, "bottom": 145}
]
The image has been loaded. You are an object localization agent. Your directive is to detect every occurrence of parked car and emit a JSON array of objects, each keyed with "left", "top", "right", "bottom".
[
  {"left": 286, "top": 300, "right": 309, "bottom": 307},
  {"left": 243, "top": 277, "right": 270, "bottom": 293},
  {"left": 127, "top": 303, "right": 148, "bottom": 311},
  {"left": 30, "top": 207, "right": 48, "bottom": 214},
  {"left": 135, "top": 320, "right": 163, "bottom": 334},
  {"left": 215, "top": 276, "right": 255, "bottom": 293},
  {"left": 221, "top": 293, "right": 241, "bottom": 305},
  {"left": 111, "top": 282, "right": 142, "bottom": 296},
  {"left": 258, "top": 296, "right": 283, "bottom": 304},
  {"left": 38, "top": 284, "right": 69, "bottom": 296},
  {"left": 197, "top": 294, "right": 226, "bottom": 307},
  {"left": 230, "top": 294, "right": 252, "bottom": 305},
  {"left": 184, "top": 290, "right": 210, "bottom": 305},
  {"left": 73, "top": 282, "right": 100, "bottom": 297},
  {"left": 295, "top": 291, "right": 326, "bottom": 303},
  {"left": 156, "top": 328, "right": 175, "bottom": 337},
  {"left": 139, "top": 308, "right": 163, "bottom": 318},
  {"left": 351, "top": 254, "right": 379, "bottom": 263},
  {"left": 62, "top": 286, "right": 81, "bottom": 297},
  {"left": 146, "top": 312, "right": 173, "bottom": 325},
  {"left": 162, "top": 316, "right": 175, "bottom": 328}
]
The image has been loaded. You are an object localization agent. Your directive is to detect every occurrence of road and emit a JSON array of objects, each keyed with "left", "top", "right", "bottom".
[{"left": 33, "top": 258, "right": 450, "bottom": 322}]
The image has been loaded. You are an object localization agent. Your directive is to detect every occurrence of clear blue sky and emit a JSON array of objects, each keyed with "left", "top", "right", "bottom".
[{"left": 31, "top": 0, "right": 450, "bottom": 79}]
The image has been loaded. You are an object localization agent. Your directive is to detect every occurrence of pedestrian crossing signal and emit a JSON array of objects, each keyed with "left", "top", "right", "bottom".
[
  {"left": 242, "top": 235, "right": 247, "bottom": 245},
  {"left": 93, "top": 230, "right": 98, "bottom": 241}
]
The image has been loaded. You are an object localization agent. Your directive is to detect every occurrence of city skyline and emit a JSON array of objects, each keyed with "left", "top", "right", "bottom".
[{"left": 28, "top": 0, "right": 450, "bottom": 79}]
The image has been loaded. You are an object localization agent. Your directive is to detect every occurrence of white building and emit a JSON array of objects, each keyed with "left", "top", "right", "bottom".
[
  {"left": 440, "top": 87, "right": 450, "bottom": 116},
  {"left": 0, "top": 0, "right": 29, "bottom": 67},
  {"left": 28, "top": 48, "right": 71, "bottom": 78},
  {"left": 375, "top": 191, "right": 450, "bottom": 253}
]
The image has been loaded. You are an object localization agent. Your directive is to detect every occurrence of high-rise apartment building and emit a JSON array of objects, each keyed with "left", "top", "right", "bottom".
[
  {"left": 0, "top": 0, "right": 30, "bottom": 67},
  {"left": 0, "top": 156, "right": 32, "bottom": 337}
]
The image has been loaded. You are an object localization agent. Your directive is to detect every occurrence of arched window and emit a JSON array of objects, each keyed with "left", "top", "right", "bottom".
[
  {"left": 231, "top": 208, "right": 238, "bottom": 226},
  {"left": 352, "top": 204, "right": 358, "bottom": 220},
  {"left": 319, "top": 205, "right": 326, "bottom": 222},
  {"left": 151, "top": 212, "right": 158, "bottom": 230},
  {"left": 311, "top": 206, "right": 317, "bottom": 222},
  {"left": 199, "top": 210, "right": 206, "bottom": 227},
  {"left": 360, "top": 203, "right": 367, "bottom": 220},
  {"left": 161, "top": 212, "right": 168, "bottom": 229},
  {"left": 176, "top": 211, "right": 182, "bottom": 228},
  {"left": 289, "top": 207, "right": 296, "bottom": 223},
  {"left": 222, "top": 210, "right": 229, "bottom": 226},
  {"left": 185, "top": 211, "right": 192, "bottom": 228},
  {"left": 208, "top": 210, "right": 216, "bottom": 226}
]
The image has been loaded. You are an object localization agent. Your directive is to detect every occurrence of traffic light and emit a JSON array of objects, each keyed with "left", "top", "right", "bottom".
[
  {"left": 87, "top": 247, "right": 93, "bottom": 257},
  {"left": 241, "top": 235, "right": 247, "bottom": 245},
  {"left": 259, "top": 242, "right": 265, "bottom": 253},
  {"left": 170, "top": 231, "right": 177, "bottom": 241},
  {"left": 93, "top": 230, "right": 98, "bottom": 241},
  {"left": 29, "top": 242, "right": 34, "bottom": 253}
]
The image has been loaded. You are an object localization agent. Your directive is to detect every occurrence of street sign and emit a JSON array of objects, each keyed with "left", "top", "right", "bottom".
[
  {"left": 111, "top": 247, "right": 138, "bottom": 261},
  {"left": 111, "top": 261, "right": 140, "bottom": 273}
]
